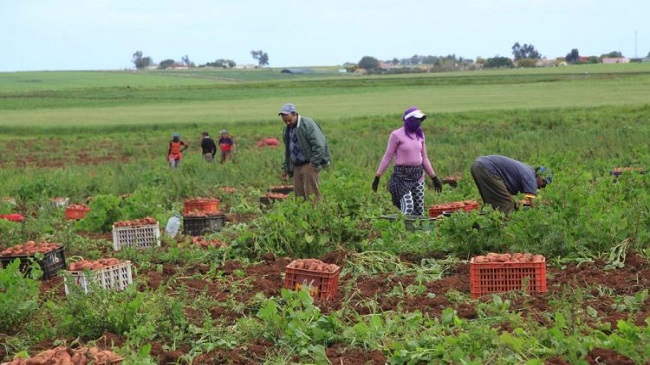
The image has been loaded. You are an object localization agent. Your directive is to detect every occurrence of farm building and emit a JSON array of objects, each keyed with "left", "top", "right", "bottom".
[{"left": 602, "top": 57, "right": 629, "bottom": 64}]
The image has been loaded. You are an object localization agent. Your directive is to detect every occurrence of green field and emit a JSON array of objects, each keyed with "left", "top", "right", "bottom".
[{"left": 0, "top": 65, "right": 649, "bottom": 364}]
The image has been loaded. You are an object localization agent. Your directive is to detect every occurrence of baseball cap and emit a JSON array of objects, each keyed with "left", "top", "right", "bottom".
[
  {"left": 220, "top": 129, "right": 228, "bottom": 135},
  {"left": 278, "top": 103, "right": 296, "bottom": 115},
  {"left": 403, "top": 107, "right": 426, "bottom": 122},
  {"left": 173, "top": 133, "right": 180, "bottom": 138},
  {"left": 535, "top": 166, "right": 553, "bottom": 184}
]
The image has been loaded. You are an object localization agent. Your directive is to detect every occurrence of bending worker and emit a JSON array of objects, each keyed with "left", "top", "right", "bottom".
[{"left": 470, "top": 154, "right": 552, "bottom": 214}]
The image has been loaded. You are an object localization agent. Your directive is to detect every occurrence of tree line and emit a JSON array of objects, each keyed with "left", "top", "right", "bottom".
[
  {"left": 131, "top": 50, "right": 269, "bottom": 70},
  {"left": 132, "top": 42, "right": 643, "bottom": 71}
]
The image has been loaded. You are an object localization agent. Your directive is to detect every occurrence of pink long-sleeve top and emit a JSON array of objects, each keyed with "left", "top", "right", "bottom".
[{"left": 375, "top": 127, "right": 436, "bottom": 181}]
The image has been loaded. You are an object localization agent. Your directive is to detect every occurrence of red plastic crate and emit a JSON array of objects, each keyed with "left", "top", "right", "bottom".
[
  {"left": 284, "top": 265, "right": 341, "bottom": 300},
  {"left": 470, "top": 257, "right": 546, "bottom": 298},
  {"left": 429, "top": 200, "right": 479, "bottom": 218},
  {"left": 65, "top": 205, "right": 90, "bottom": 220},
  {"left": 183, "top": 198, "right": 220, "bottom": 215}
]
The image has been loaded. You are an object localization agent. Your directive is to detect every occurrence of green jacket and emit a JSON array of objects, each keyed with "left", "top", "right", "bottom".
[{"left": 282, "top": 115, "right": 331, "bottom": 176}]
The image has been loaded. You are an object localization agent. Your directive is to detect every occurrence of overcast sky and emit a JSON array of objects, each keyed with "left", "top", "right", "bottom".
[{"left": 1, "top": 0, "right": 648, "bottom": 72}]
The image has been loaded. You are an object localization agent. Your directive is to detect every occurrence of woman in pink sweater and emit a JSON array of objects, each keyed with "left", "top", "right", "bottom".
[{"left": 372, "top": 107, "right": 443, "bottom": 216}]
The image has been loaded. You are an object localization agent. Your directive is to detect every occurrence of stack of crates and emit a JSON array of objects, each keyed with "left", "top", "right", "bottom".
[{"left": 182, "top": 198, "right": 225, "bottom": 236}]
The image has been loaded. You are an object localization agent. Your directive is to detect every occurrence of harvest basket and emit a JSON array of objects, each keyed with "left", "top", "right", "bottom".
[
  {"left": 183, "top": 198, "right": 220, "bottom": 215},
  {"left": 284, "top": 265, "right": 341, "bottom": 300},
  {"left": 380, "top": 214, "right": 436, "bottom": 232},
  {"left": 112, "top": 223, "right": 160, "bottom": 251},
  {"left": 429, "top": 200, "right": 480, "bottom": 218},
  {"left": 182, "top": 214, "right": 225, "bottom": 236},
  {"left": 469, "top": 256, "right": 547, "bottom": 298},
  {"left": 260, "top": 193, "right": 289, "bottom": 207},
  {"left": 65, "top": 205, "right": 91, "bottom": 220},
  {"left": 268, "top": 185, "right": 294, "bottom": 195},
  {"left": 64, "top": 260, "right": 133, "bottom": 295},
  {"left": 0, "top": 246, "right": 66, "bottom": 280}
]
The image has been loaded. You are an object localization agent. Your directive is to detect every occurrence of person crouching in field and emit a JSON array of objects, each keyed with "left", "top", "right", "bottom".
[
  {"left": 372, "top": 107, "right": 443, "bottom": 216},
  {"left": 470, "top": 155, "right": 552, "bottom": 215},
  {"left": 200, "top": 132, "right": 217, "bottom": 162},
  {"left": 218, "top": 129, "right": 235, "bottom": 164},
  {"left": 168, "top": 133, "right": 188, "bottom": 168}
]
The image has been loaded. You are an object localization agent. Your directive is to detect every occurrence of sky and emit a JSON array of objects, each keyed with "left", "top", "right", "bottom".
[{"left": 1, "top": 0, "right": 648, "bottom": 72}]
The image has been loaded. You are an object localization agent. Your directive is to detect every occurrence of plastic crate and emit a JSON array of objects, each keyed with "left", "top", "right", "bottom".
[
  {"left": 182, "top": 214, "right": 225, "bottom": 236},
  {"left": 183, "top": 198, "right": 220, "bottom": 215},
  {"left": 284, "top": 265, "right": 341, "bottom": 300},
  {"left": 112, "top": 223, "right": 160, "bottom": 251},
  {"left": 429, "top": 200, "right": 479, "bottom": 218},
  {"left": 65, "top": 206, "right": 90, "bottom": 220},
  {"left": 469, "top": 257, "right": 547, "bottom": 298},
  {"left": 50, "top": 197, "right": 69, "bottom": 208},
  {"left": 64, "top": 261, "right": 133, "bottom": 295},
  {"left": 268, "top": 185, "right": 294, "bottom": 195},
  {"left": 0, "top": 246, "right": 66, "bottom": 280}
]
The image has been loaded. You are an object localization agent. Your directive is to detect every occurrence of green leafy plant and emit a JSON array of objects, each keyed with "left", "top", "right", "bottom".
[
  {"left": 0, "top": 259, "right": 41, "bottom": 334},
  {"left": 77, "top": 194, "right": 122, "bottom": 232}
]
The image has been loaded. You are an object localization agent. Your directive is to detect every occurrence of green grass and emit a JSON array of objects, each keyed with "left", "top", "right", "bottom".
[{"left": 1, "top": 63, "right": 650, "bottom": 131}]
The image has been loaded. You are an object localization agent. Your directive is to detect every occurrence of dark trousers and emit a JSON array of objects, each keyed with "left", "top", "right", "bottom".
[{"left": 470, "top": 160, "right": 515, "bottom": 214}]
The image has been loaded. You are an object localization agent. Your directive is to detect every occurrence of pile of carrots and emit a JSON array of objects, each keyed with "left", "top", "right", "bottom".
[
  {"left": 263, "top": 192, "right": 289, "bottom": 200},
  {"left": 219, "top": 186, "right": 237, "bottom": 193},
  {"left": 473, "top": 252, "right": 545, "bottom": 263},
  {"left": 0, "top": 241, "right": 61, "bottom": 257},
  {"left": 287, "top": 258, "right": 340, "bottom": 273},
  {"left": 68, "top": 258, "right": 123, "bottom": 271},
  {"left": 188, "top": 236, "right": 228, "bottom": 248},
  {"left": 6, "top": 346, "right": 122, "bottom": 364},
  {"left": 113, "top": 217, "right": 157, "bottom": 227},
  {"left": 67, "top": 203, "right": 90, "bottom": 211},
  {"left": 182, "top": 211, "right": 216, "bottom": 217}
]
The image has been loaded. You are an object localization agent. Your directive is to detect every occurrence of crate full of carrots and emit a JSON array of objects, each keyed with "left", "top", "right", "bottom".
[
  {"left": 284, "top": 259, "right": 341, "bottom": 300},
  {"left": 470, "top": 252, "right": 546, "bottom": 299}
]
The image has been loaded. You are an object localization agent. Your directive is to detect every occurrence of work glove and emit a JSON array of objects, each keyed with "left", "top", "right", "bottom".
[
  {"left": 431, "top": 176, "right": 443, "bottom": 193},
  {"left": 372, "top": 176, "right": 380, "bottom": 192}
]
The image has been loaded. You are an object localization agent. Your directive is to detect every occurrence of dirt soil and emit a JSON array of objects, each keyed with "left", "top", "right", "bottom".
[{"left": 34, "top": 250, "right": 649, "bottom": 365}]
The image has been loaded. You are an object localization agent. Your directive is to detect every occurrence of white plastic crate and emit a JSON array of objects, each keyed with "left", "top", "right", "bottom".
[
  {"left": 112, "top": 222, "right": 160, "bottom": 251},
  {"left": 64, "top": 261, "right": 133, "bottom": 295}
]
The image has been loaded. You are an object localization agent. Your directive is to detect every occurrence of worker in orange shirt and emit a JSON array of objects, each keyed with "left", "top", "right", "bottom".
[{"left": 167, "top": 133, "right": 189, "bottom": 168}]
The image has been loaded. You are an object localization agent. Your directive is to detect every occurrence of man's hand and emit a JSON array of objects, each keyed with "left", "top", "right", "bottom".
[
  {"left": 431, "top": 176, "right": 443, "bottom": 193},
  {"left": 372, "top": 176, "right": 380, "bottom": 192},
  {"left": 280, "top": 171, "right": 288, "bottom": 180}
]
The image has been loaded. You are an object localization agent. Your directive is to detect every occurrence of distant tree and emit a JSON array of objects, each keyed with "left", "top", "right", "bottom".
[
  {"left": 203, "top": 59, "right": 236, "bottom": 68},
  {"left": 158, "top": 59, "right": 176, "bottom": 69},
  {"left": 484, "top": 56, "right": 514, "bottom": 69},
  {"left": 251, "top": 50, "right": 269, "bottom": 67},
  {"left": 511, "top": 42, "right": 542, "bottom": 60},
  {"left": 565, "top": 49, "right": 580, "bottom": 64},
  {"left": 181, "top": 55, "right": 195, "bottom": 67},
  {"left": 358, "top": 56, "right": 380, "bottom": 70},
  {"left": 392, "top": 58, "right": 400, "bottom": 66},
  {"left": 132, "top": 51, "right": 153, "bottom": 70}
]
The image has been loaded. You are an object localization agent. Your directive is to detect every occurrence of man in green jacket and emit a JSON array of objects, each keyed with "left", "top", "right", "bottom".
[{"left": 279, "top": 103, "right": 331, "bottom": 201}]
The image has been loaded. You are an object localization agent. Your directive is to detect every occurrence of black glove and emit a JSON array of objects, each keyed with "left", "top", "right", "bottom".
[
  {"left": 431, "top": 176, "right": 443, "bottom": 193},
  {"left": 372, "top": 176, "right": 380, "bottom": 192}
]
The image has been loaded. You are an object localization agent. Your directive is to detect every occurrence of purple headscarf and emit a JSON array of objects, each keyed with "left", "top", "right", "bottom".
[{"left": 403, "top": 107, "right": 426, "bottom": 139}]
